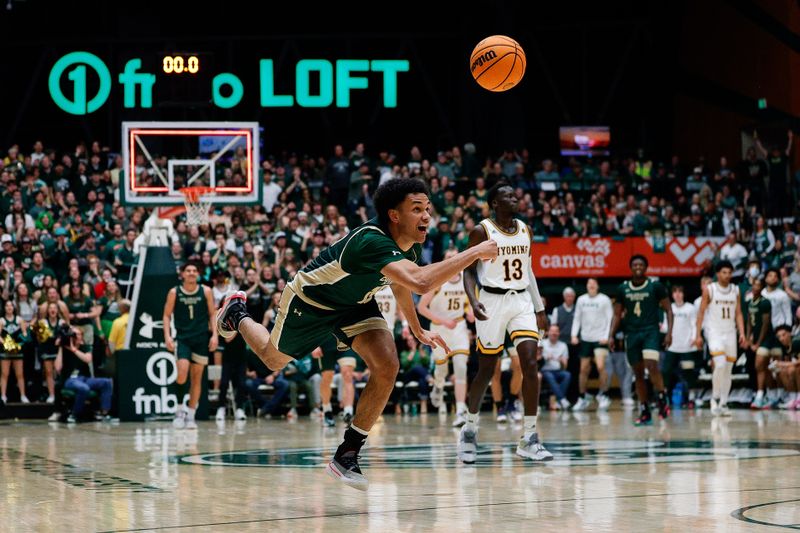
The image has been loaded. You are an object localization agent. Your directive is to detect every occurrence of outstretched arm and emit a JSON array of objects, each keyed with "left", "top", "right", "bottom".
[{"left": 382, "top": 231, "right": 497, "bottom": 295}]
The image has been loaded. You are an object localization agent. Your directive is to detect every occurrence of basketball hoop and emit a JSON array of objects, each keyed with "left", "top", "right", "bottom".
[{"left": 180, "top": 186, "right": 215, "bottom": 226}]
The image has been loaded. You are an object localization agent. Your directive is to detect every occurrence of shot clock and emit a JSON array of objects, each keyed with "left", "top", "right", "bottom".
[{"left": 162, "top": 54, "right": 200, "bottom": 74}]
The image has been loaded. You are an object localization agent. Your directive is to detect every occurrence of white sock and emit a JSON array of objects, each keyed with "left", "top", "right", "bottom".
[
  {"left": 350, "top": 424, "right": 369, "bottom": 436},
  {"left": 755, "top": 390, "right": 764, "bottom": 401},
  {"left": 523, "top": 415, "right": 537, "bottom": 439},
  {"left": 712, "top": 364, "right": 725, "bottom": 402},
  {"left": 343, "top": 405, "right": 353, "bottom": 416},
  {"left": 456, "top": 402, "right": 468, "bottom": 414},
  {"left": 465, "top": 411, "right": 479, "bottom": 431},
  {"left": 323, "top": 403, "right": 332, "bottom": 413},
  {"left": 185, "top": 406, "right": 196, "bottom": 420},
  {"left": 434, "top": 363, "right": 448, "bottom": 389},
  {"left": 720, "top": 362, "right": 733, "bottom": 406}
]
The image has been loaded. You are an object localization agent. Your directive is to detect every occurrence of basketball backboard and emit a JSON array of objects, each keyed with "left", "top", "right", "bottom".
[{"left": 121, "top": 121, "right": 261, "bottom": 206}]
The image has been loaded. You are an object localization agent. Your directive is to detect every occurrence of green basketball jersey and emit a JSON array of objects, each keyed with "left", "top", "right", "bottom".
[
  {"left": 174, "top": 285, "right": 210, "bottom": 341},
  {"left": 747, "top": 296, "right": 772, "bottom": 340},
  {"left": 616, "top": 279, "right": 667, "bottom": 331},
  {"left": 289, "top": 219, "right": 422, "bottom": 310}
]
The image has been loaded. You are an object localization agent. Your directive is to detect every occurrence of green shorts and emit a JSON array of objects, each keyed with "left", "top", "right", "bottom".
[
  {"left": 176, "top": 335, "right": 210, "bottom": 365},
  {"left": 271, "top": 286, "right": 390, "bottom": 359},
  {"left": 0, "top": 352, "right": 23, "bottom": 360},
  {"left": 40, "top": 353, "right": 58, "bottom": 362},
  {"left": 579, "top": 340, "right": 609, "bottom": 359},
  {"left": 754, "top": 333, "right": 781, "bottom": 356},
  {"left": 318, "top": 336, "right": 363, "bottom": 371},
  {"left": 625, "top": 328, "right": 661, "bottom": 365}
]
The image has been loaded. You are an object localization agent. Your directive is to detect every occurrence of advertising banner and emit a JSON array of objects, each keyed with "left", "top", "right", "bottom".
[{"left": 532, "top": 237, "right": 724, "bottom": 278}]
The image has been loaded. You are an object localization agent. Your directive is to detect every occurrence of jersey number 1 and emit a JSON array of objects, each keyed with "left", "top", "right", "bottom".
[
  {"left": 503, "top": 259, "right": 523, "bottom": 281},
  {"left": 188, "top": 304, "right": 194, "bottom": 320}
]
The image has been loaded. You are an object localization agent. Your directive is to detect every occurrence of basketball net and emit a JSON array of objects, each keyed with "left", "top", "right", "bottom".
[{"left": 181, "top": 186, "right": 215, "bottom": 227}]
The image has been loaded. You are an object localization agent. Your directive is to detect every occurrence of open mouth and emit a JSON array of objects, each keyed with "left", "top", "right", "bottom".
[{"left": 417, "top": 225, "right": 428, "bottom": 235}]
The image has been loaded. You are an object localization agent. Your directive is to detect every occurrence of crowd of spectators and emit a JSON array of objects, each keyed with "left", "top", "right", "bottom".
[{"left": 1, "top": 132, "right": 800, "bottom": 419}]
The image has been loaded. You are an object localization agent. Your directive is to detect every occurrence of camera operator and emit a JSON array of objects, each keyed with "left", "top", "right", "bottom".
[{"left": 55, "top": 326, "right": 113, "bottom": 424}]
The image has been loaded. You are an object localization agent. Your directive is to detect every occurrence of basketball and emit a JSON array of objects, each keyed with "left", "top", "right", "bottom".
[{"left": 470, "top": 35, "right": 526, "bottom": 92}]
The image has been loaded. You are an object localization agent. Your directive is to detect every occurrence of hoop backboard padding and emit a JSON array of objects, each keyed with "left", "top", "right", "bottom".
[
  {"left": 181, "top": 186, "right": 214, "bottom": 227},
  {"left": 121, "top": 121, "right": 261, "bottom": 206}
]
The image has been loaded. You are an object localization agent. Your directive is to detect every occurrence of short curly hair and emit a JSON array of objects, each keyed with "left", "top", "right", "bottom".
[{"left": 373, "top": 178, "right": 429, "bottom": 226}]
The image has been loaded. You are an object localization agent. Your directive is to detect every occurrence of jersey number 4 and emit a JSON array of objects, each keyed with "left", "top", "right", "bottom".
[
  {"left": 503, "top": 259, "right": 523, "bottom": 281},
  {"left": 633, "top": 302, "right": 641, "bottom": 317}
]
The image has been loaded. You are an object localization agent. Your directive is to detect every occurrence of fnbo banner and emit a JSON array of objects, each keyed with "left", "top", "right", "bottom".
[{"left": 48, "top": 51, "right": 409, "bottom": 115}]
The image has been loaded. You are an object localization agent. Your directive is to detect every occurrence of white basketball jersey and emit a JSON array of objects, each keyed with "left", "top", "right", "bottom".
[
  {"left": 429, "top": 274, "right": 469, "bottom": 321},
  {"left": 477, "top": 219, "right": 531, "bottom": 291},
  {"left": 704, "top": 282, "right": 738, "bottom": 334},
  {"left": 374, "top": 285, "right": 398, "bottom": 329}
]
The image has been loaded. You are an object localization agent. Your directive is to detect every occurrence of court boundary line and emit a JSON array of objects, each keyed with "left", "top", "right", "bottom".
[
  {"left": 98, "top": 484, "right": 800, "bottom": 532},
  {"left": 731, "top": 498, "right": 800, "bottom": 530}
]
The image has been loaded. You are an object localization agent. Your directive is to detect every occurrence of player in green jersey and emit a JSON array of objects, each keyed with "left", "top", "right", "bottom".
[
  {"left": 163, "top": 262, "right": 218, "bottom": 430},
  {"left": 748, "top": 278, "right": 778, "bottom": 409},
  {"left": 609, "top": 255, "right": 673, "bottom": 426},
  {"left": 773, "top": 325, "right": 800, "bottom": 409},
  {"left": 216, "top": 178, "right": 498, "bottom": 490}
]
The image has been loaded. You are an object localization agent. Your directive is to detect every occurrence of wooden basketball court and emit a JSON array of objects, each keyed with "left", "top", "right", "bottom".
[{"left": 2, "top": 409, "right": 799, "bottom": 532}]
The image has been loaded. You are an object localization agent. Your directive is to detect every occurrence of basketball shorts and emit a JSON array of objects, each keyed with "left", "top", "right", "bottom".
[
  {"left": 176, "top": 335, "right": 210, "bottom": 365},
  {"left": 579, "top": 340, "right": 609, "bottom": 359},
  {"left": 431, "top": 320, "right": 470, "bottom": 365},
  {"left": 754, "top": 333, "right": 781, "bottom": 357},
  {"left": 706, "top": 329, "right": 738, "bottom": 363},
  {"left": 475, "top": 289, "right": 539, "bottom": 355},
  {"left": 625, "top": 328, "right": 661, "bottom": 365},
  {"left": 271, "top": 285, "right": 389, "bottom": 359}
]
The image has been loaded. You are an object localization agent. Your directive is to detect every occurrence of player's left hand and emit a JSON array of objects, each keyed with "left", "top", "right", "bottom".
[
  {"left": 209, "top": 335, "right": 219, "bottom": 352},
  {"left": 663, "top": 333, "right": 672, "bottom": 349},
  {"left": 415, "top": 328, "right": 450, "bottom": 354},
  {"left": 739, "top": 333, "right": 748, "bottom": 348},
  {"left": 535, "top": 311, "right": 548, "bottom": 332}
]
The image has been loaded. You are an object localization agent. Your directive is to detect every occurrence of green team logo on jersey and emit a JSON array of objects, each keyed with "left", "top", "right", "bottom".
[{"left": 176, "top": 440, "right": 800, "bottom": 468}]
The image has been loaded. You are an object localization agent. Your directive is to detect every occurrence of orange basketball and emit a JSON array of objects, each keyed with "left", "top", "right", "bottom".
[{"left": 470, "top": 35, "right": 526, "bottom": 92}]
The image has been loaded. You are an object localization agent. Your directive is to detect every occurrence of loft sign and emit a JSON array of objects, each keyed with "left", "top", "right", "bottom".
[{"left": 48, "top": 51, "right": 410, "bottom": 115}]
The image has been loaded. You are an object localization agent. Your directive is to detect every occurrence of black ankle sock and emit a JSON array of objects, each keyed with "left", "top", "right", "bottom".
[
  {"left": 231, "top": 308, "right": 250, "bottom": 331},
  {"left": 494, "top": 401, "right": 504, "bottom": 411},
  {"left": 336, "top": 427, "right": 367, "bottom": 457}
]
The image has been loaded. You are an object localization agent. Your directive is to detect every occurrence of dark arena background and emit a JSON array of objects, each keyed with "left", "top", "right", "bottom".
[{"left": 1, "top": 1, "right": 799, "bottom": 531}]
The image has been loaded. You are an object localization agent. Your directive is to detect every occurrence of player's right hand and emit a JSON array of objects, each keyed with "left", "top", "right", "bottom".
[
  {"left": 165, "top": 338, "right": 175, "bottom": 353},
  {"left": 443, "top": 319, "right": 457, "bottom": 329},
  {"left": 608, "top": 338, "right": 615, "bottom": 352},
  {"left": 475, "top": 239, "right": 499, "bottom": 262},
  {"left": 570, "top": 336, "right": 579, "bottom": 345},
  {"left": 472, "top": 301, "right": 489, "bottom": 321},
  {"left": 694, "top": 337, "right": 704, "bottom": 349}
]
